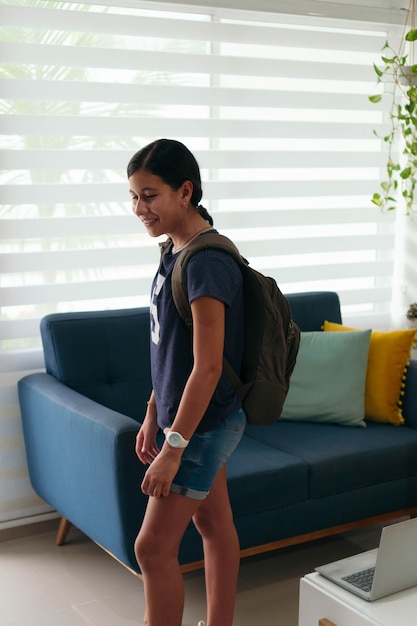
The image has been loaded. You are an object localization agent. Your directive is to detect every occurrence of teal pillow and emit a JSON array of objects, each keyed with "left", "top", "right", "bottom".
[{"left": 281, "top": 330, "right": 371, "bottom": 427}]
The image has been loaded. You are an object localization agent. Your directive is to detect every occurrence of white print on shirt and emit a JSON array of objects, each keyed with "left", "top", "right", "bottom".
[{"left": 151, "top": 272, "right": 165, "bottom": 345}]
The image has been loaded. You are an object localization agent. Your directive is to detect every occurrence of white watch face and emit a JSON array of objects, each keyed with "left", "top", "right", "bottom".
[
  {"left": 168, "top": 432, "right": 182, "bottom": 447},
  {"left": 166, "top": 431, "right": 188, "bottom": 448}
]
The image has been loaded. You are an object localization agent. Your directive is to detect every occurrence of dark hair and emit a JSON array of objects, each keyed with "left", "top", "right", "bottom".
[{"left": 127, "top": 138, "right": 213, "bottom": 226}]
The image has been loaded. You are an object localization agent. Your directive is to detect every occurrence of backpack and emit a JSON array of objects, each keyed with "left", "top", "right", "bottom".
[{"left": 163, "top": 232, "right": 300, "bottom": 426}]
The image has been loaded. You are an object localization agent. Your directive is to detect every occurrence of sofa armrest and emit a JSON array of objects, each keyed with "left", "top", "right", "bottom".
[
  {"left": 403, "top": 359, "right": 417, "bottom": 429},
  {"left": 18, "top": 372, "right": 148, "bottom": 573}
]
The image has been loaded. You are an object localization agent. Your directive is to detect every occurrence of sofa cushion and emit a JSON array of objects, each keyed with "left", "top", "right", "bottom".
[
  {"left": 40, "top": 308, "right": 152, "bottom": 420},
  {"left": 286, "top": 291, "right": 342, "bottom": 331},
  {"left": 323, "top": 320, "right": 417, "bottom": 426},
  {"left": 245, "top": 421, "right": 417, "bottom": 499},
  {"left": 281, "top": 330, "right": 371, "bottom": 427},
  {"left": 227, "top": 435, "right": 308, "bottom": 516}
]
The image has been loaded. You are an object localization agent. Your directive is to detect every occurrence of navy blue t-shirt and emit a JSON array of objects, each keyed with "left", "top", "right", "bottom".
[{"left": 150, "top": 232, "right": 244, "bottom": 432}]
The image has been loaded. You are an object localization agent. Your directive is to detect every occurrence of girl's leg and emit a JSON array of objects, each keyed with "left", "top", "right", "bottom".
[
  {"left": 192, "top": 465, "right": 240, "bottom": 626},
  {"left": 135, "top": 492, "right": 200, "bottom": 626}
]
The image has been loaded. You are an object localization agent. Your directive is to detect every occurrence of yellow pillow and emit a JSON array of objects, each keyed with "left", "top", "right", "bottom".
[{"left": 323, "top": 321, "right": 416, "bottom": 425}]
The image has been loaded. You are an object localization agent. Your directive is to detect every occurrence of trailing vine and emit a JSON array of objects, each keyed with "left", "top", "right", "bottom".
[{"left": 370, "top": 29, "right": 417, "bottom": 214}]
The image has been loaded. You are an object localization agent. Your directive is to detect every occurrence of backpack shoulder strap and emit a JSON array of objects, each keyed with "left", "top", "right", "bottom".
[
  {"left": 170, "top": 233, "right": 246, "bottom": 389},
  {"left": 170, "top": 232, "right": 247, "bottom": 330},
  {"left": 170, "top": 233, "right": 245, "bottom": 388}
]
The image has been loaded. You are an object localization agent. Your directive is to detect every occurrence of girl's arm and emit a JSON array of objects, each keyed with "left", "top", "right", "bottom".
[
  {"left": 169, "top": 295, "right": 225, "bottom": 440},
  {"left": 135, "top": 389, "right": 160, "bottom": 464},
  {"left": 140, "top": 295, "right": 225, "bottom": 498}
]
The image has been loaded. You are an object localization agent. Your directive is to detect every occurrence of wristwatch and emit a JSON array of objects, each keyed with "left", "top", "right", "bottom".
[{"left": 165, "top": 430, "right": 189, "bottom": 449}]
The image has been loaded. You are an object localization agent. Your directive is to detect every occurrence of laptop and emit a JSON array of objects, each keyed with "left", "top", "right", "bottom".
[{"left": 315, "top": 517, "right": 417, "bottom": 601}]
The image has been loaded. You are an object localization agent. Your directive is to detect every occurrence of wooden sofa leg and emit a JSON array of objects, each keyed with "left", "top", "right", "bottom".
[{"left": 55, "top": 516, "right": 72, "bottom": 545}]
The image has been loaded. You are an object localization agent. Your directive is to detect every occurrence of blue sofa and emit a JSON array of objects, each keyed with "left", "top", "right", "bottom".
[{"left": 18, "top": 291, "right": 417, "bottom": 575}]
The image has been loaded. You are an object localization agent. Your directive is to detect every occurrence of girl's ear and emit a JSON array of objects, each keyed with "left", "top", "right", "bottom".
[{"left": 181, "top": 180, "right": 193, "bottom": 203}]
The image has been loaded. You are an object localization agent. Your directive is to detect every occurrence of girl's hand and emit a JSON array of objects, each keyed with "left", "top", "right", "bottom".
[
  {"left": 135, "top": 416, "right": 160, "bottom": 465},
  {"left": 141, "top": 447, "right": 182, "bottom": 498}
]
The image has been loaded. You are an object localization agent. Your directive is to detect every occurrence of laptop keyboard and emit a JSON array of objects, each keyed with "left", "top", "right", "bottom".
[{"left": 342, "top": 567, "right": 375, "bottom": 592}]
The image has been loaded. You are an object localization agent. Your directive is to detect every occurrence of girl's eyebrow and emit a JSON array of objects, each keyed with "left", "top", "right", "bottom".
[
  {"left": 129, "top": 186, "right": 157, "bottom": 195},
  {"left": 130, "top": 186, "right": 158, "bottom": 193}
]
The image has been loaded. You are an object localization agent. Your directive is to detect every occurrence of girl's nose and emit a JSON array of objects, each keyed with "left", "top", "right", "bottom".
[{"left": 133, "top": 197, "right": 149, "bottom": 216}]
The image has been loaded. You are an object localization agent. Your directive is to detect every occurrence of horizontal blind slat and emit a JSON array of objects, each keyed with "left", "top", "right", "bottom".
[
  {"left": 2, "top": 238, "right": 394, "bottom": 274},
  {"left": 0, "top": 180, "right": 381, "bottom": 204},
  {"left": 2, "top": 79, "right": 379, "bottom": 110},
  {"left": 1, "top": 203, "right": 391, "bottom": 240},
  {"left": 0, "top": 115, "right": 385, "bottom": 138},
  {"left": 335, "top": 287, "right": 393, "bottom": 306},
  {"left": 1, "top": 278, "right": 153, "bottom": 307},
  {"left": 0, "top": 351, "right": 44, "bottom": 374},
  {"left": 1, "top": 208, "right": 391, "bottom": 244},
  {"left": 262, "top": 260, "right": 393, "bottom": 283},
  {"left": 0, "top": 42, "right": 378, "bottom": 81},
  {"left": 0, "top": 216, "right": 145, "bottom": 239},
  {"left": 237, "top": 233, "right": 394, "bottom": 256},
  {"left": 0, "top": 319, "right": 41, "bottom": 341},
  {"left": 2, "top": 248, "right": 159, "bottom": 274},
  {"left": 1, "top": 5, "right": 387, "bottom": 51},
  {"left": 215, "top": 207, "right": 392, "bottom": 228},
  {"left": 0, "top": 149, "right": 384, "bottom": 170}
]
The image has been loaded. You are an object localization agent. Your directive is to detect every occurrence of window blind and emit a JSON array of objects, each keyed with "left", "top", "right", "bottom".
[{"left": 0, "top": 0, "right": 398, "bottom": 525}]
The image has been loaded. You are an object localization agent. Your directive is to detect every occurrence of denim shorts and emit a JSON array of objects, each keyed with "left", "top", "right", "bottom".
[{"left": 170, "top": 408, "right": 246, "bottom": 500}]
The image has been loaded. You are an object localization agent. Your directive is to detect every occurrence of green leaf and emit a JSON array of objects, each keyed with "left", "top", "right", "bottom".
[
  {"left": 369, "top": 94, "right": 382, "bottom": 103},
  {"left": 373, "top": 62, "right": 384, "bottom": 77},
  {"left": 381, "top": 181, "right": 390, "bottom": 192},
  {"left": 405, "top": 29, "right": 417, "bottom": 42},
  {"left": 371, "top": 194, "right": 383, "bottom": 207},
  {"left": 387, "top": 163, "right": 400, "bottom": 172},
  {"left": 401, "top": 167, "right": 412, "bottom": 179},
  {"left": 381, "top": 55, "right": 396, "bottom": 64},
  {"left": 412, "top": 65, "right": 417, "bottom": 74}
]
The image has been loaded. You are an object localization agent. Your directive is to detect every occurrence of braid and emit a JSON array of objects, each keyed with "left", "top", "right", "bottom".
[{"left": 197, "top": 204, "right": 214, "bottom": 226}]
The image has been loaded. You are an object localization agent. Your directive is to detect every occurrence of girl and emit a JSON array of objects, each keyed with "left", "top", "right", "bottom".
[{"left": 127, "top": 139, "right": 246, "bottom": 626}]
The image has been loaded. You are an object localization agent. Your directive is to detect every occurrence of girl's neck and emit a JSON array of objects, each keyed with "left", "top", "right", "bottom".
[{"left": 171, "top": 223, "right": 212, "bottom": 254}]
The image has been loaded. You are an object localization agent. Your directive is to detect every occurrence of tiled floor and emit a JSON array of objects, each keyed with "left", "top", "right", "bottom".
[{"left": 0, "top": 518, "right": 384, "bottom": 626}]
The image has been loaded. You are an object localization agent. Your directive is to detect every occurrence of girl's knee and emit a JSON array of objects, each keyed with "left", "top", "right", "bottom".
[
  {"left": 134, "top": 530, "right": 159, "bottom": 570},
  {"left": 193, "top": 505, "right": 233, "bottom": 538},
  {"left": 135, "top": 528, "right": 179, "bottom": 572}
]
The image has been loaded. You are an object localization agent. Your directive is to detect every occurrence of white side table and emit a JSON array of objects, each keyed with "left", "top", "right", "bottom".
[{"left": 299, "top": 572, "right": 417, "bottom": 626}]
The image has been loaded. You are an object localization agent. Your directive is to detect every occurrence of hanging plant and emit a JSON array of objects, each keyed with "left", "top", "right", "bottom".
[{"left": 369, "top": 1, "right": 417, "bottom": 214}]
